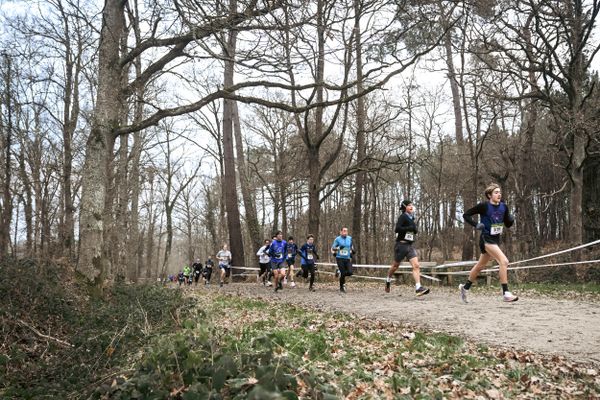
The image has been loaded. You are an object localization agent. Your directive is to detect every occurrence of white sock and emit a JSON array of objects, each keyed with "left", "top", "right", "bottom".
[
  {"left": 415, "top": 283, "right": 421, "bottom": 290},
  {"left": 386, "top": 276, "right": 392, "bottom": 283}
]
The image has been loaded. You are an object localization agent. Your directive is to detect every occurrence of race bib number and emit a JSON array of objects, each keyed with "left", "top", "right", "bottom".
[
  {"left": 339, "top": 249, "right": 349, "bottom": 257},
  {"left": 307, "top": 254, "right": 314, "bottom": 260},
  {"left": 490, "top": 224, "right": 504, "bottom": 235},
  {"left": 405, "top": 232, "right": 414, "bottom": 241}
]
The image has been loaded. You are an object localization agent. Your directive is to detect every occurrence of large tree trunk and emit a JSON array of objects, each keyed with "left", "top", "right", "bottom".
[
  {"left": 77, "top": 0, "right": 124, "bottom": 286},
  {"left": 59, "top": 33, "right": 80, "bottom": 260},
  {"left": 307, "top": 0, "right": 326, "bottom": 239},
  {"left": 514, "top": 20, "right": 538, "bottom": 256},
  {"left": 222, "top": 0, "right": 245, "bottom": 266},
  {"left": 232, "top": 102, "right": 262, "bottom": 253},
  {"left": 351, "top": 0, "right": 366, "bottom": 263}
]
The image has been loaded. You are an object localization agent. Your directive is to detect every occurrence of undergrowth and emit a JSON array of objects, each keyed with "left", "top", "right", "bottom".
[{"left": 0, "top": 258, "right": 182, "bottom": 399}]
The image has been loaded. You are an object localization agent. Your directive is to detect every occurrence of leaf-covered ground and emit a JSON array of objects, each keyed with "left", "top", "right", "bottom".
[
  {"left": 218, "top": 279, "right": 600, "bottom": 366},
  {"left": 2, "top": 259, "right": 599, "bottom": 399},
  {"left": 178, "top": 291, "right": 599, "bottom": 399}
]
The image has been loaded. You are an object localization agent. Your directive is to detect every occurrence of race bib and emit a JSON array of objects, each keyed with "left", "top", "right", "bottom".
[
  {"left": 339, "top": 249, "right": 349, "bottom": 257},
  {"left": 287, "top": 252, "right": 293, "bottom": 259},
  {"left": 405, "top": 232, "right": 414, "bottom": 241},
  {"left": 307, "top": 254, "right": 314, "bottom": 260},
  {"left": 490, "top": 224, "right": 503, "bottom": 235}
]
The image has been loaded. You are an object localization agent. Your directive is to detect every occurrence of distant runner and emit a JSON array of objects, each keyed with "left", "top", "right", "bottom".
[
  {"left": 268, "top": 231, "right": 287, "bottom": 292},
  {"left": 216, "top": 244, "right": 232, "bottom": 287},
  {"left": 385, "top": 199, "right": 430, "bottom": 297},
  {"left": 299, "top": 234, "right": 319, "bottom": 291},
  {"left": 331, "top": 227, "right": 355, "bottom": 293},
  {"left": 256, "top": 239, "right": 272, "bottom": 286}
]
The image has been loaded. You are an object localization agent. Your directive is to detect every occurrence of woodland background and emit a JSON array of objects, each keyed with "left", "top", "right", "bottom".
[{"left": 0, "top": 0, "right": 599, "bottom": 284}]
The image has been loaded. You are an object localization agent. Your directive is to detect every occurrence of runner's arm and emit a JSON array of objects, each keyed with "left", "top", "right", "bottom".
[
  {"left": 503, "top": 204, "right": 515, "bottom": 228},
  {"left": 463, "top": 203, "right": 487, "bottom": 228}
]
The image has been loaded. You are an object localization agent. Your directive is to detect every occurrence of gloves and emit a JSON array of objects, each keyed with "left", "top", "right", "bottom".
[
  {"left": 476, "top": 223, "right": 485, "bottom": 231},
  {"left": 507, "top": 214, "right": 515, "bottom": 223}
]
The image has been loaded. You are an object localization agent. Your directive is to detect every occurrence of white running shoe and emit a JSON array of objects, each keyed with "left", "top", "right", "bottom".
[
  {"left": 267, "top": 281, "right": 273, "bottom": 287},
  {"left": 290, "top": 281, "right": 296, "bottom": 288},
  {"left": 503, "top": 291, "right": 519, "bottom": 302},
  {"left": 459, "top": 284, "right": 468, "bottom": 304}
]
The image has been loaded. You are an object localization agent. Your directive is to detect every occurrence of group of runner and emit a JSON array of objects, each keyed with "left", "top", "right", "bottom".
[{"left": 177, "top": 183, "right": 519, "bottom": 303}]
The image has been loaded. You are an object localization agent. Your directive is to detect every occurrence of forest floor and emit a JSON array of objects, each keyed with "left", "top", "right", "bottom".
[{"left": 209, "top": 280, "right": 600, "bottom": 365}]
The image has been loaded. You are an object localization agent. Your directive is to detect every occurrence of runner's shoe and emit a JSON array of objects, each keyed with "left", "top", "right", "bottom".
[
  {"left": 415, "top": 287, "right": 430, "bottom": 297},
  {"left": 309, "top": 286, "right": 315, "bottom": 292},
  {"left": 267, "top": 281, "right": 273, "bottom": 287},
  {"left": 503, "top": 291, "right": 519, "bottom": 302},
  {"left": 340, "top": 285, "right": 346, "bottom": 293},
  {"left": 290, "top": 281, "right": 296, "bottom": 288},
  {"left": 219, "top": 281, "right": 223, "bottom": 288},
  {"left": 458, "top": 284, "right": 468, "bottom": 303},
  {"left": 385, "top": 280, "right": 391, "bottom": 293}
]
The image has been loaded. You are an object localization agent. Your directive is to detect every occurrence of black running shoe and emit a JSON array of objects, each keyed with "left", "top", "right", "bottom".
[
  {"left": 219, "top": 281, "right": 223, "bottom": 287},
  {"left": 340, "top": 285, "right": 346, "bottom": 293},
  {"left": 415, "top": 287, "right": 430, "bottom": 297},
  {"left": 385, "top": 281, "right": 391, "bottom": 293},
  {"left": 309, "top": 286, "right": 315, "bottom": 292}
]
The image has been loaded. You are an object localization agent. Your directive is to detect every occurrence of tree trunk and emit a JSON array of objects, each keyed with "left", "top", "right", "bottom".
[
  {"left": 307, "top": 0, "right": 326, "bottom": 240},
  {"left": 0, "top": 54, "right": 14, "bottom": 257},
  {"left": 18, "top": 137, "right": 33, "bottom": 256},
  {"left": 222, "top": 0, "right": 245, "bottom": 266},
  {"left": 77, "top": 0, "right": 124, "bottom": 286},
  {"left": 351, "top": 0, "right": 366, "bottom": 263},
  {"left": 232, "top": 102, "right": 262, "bottom": 253}
]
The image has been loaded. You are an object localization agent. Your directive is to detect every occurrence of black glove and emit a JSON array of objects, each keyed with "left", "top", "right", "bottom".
[{"left": 476, "top": 223, "right": 485, "bottom": 231}]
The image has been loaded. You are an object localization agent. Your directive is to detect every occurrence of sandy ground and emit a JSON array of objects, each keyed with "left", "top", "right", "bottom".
[{"left": 207, "top": 280, "right": 600, "bottom": 365}]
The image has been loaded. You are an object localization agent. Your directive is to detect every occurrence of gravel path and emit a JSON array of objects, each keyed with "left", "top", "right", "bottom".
[{"left": 210, "top": 281, "right": 600, "bottom": 365}]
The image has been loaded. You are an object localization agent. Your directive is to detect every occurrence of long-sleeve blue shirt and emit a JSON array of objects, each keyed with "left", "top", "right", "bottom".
[
  {"left": 331, "top": 235, "right": 353, "bottom": 260},
  {"left": 299, "top": 243, "right": 319, "bottom": 265}
]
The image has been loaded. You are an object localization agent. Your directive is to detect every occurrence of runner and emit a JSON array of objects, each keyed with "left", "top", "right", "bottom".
[
  {"left": 203, "top": 256, "right": 214, "bottom": 285},
  {"left": 256, "top": 239, "right": 272, "bottom": 286},
  {"left": 216, "top": 244, "right": 232, "bottom": 287},
  {"left": 177, "top": 270, "right": 185, "bottom": 286},
  {"left": 299, "top": 234, "right": 319, "bottom": 291},
  {"left": 460, "top": 183, "right": 518, "bottom": 303},
  {"left": 384, "top": 199, "right": 430, "bottom": 297},
  {"left": 192, "top": 259, "right": 203, "bottom": 285},
  {"left": 285, "top": 236, "right": 298, "bottom": 288},
  {"left": 183, "top": 264, "right": 192, "bottom": 286},
  {"left": 331, "top": 227, "right": 355, "bottom": 293},
  {"left": 268, "top": 230, "right": 287, "bottom": 292}
]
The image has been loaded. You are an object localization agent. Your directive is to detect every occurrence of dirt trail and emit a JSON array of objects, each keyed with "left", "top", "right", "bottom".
[{"left": 213, "top": 282, "right": 600, "bottom": 365}]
